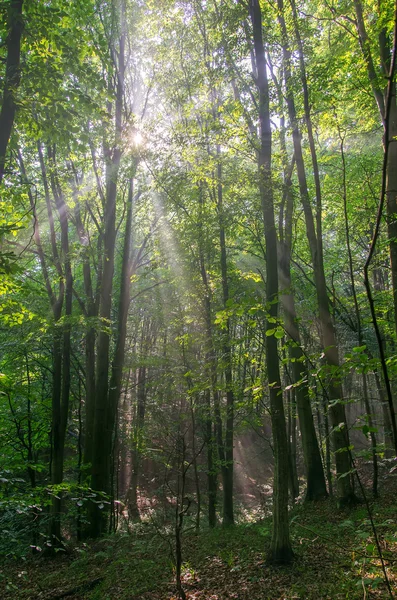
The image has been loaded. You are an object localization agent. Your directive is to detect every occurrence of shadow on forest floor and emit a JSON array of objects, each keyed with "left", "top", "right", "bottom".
[{"left": 1, "top": 474, "right": 396, "bottom": 600}]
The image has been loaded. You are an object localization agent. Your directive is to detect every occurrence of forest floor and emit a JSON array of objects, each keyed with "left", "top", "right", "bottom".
[{"left": 1, "top": 471, "right": 397, "bottom": 600}]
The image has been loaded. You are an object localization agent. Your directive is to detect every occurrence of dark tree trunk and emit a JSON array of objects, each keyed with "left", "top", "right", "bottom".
[
  {"left": 0, "top": 0, "right": 23, "bottom": 184},
  {"left": 28, "top": 144, "right": 67, "bottom": 545},
  {"left": 90, "top": 149, "right": 121, "bottom": 526},
  {"left": 338, "top": 127, "right": 379, "bottom": 497},
  {"left": 128, "top": 365, "right": 146, "bottom": 520},
  {"left": 215, "top": 154, "right": 234, "bottom": 526},
  {"left": 198, "top": 185, "right": 218, "bottom": 527},
  {"left": 90, "top": 2, "right": 125, "bottom": 537},
  {"left": 374, "top": 369, "right": 394, "bottom": 457},
  {"left": 190, "top": 405, "right": 202, "bottom": 531},
  {"left": 107, "top": 178, "right": 135, "bottom": 469},
  {"left": 71, "top": 171, "right": 97, "bottom": 469},
  {"left": 249, "top": 0, "right": 293, "bottom": 563},
  {"left": 204, "top": 389, "right": 217, "bottom": 528},
  {"left": 286, "top": 387, "right": 299, "bottom": 500},
  {"left": 279, "top": 0, "right": 355, "bottom": 504},
  {"left": 276, "top": 130, "right": 327, "bottom": 500},
  {"left": 24, "top": 352, "right": 36, "bottom": 489},
  {"left": 48, "top": 145, "right": 73, "bottom": 544},
  {"left": 354, "top": 0, "right": 397, "bottom": 455}
]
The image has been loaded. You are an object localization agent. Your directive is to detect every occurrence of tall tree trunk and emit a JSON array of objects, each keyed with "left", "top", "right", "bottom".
[
  {"left": 90, "top": 0, "right": 125, "bottom": 537},
  {"left": 71, "top": 170, "right": 97, "bottom": 469},
  {"left": 24, "top": 143, "right": 71, "bottom": 545},
  {"left": 289, "top": 0, "right": 325, "bottom": 262},
  {"left": 18, "top": 150, "right": 59, "bottom": 533},
  {"left": 190, "top": 404, "right": 202, "bottom": 531},
  {"left": 279, "top": 244, "right": 327, "bottom": 500},
  {"left": 198, "top": 185, "right": 218, "bottom": 528},
  {"left": 286, "top": 386, "right": 299, "bottom": 500},
  {"left": 90, "top": 154, "right": 121, "bottom": 525},
  {"left": 374, "top": 369, "right": 394, "bottom": 457},
  {"left": 338, "top": 126, "right": 378, "bottom": 496},
  {"left": 0, "top": 0, "right": 23, "bottom": 184},
  {"left": 216, "top": 153, "right": 234, "bottom": 526},
  {"left": 353, "top": 0, "right": 397, "bottom": 455},
  {"left": 279, "top": 0, "right": 355, "bottom": 504},
  {"left": 276, "top": 120, "right": 327, "bottom": 501},
  {"left": 386, "top": 96, "right": 397, "bottom": 339},
  {"left": 249, "top": 0, "right": 293, "bottom": 563},
  {"left": 128, "top": 364, "right": 146, "bottom": 520},
  {"left": 48, "top": 145, "right": 73, "bottom": 543},
  {"left": 31, "top": 144, "right": 66, "bottom": 544},
  {"left": 204, "top": 389, "right": 217, "bottom": 528},
  {"left": 24, "top": 352, "right": 36, "bottom": 489},
  {"left": 107, "top": 178, "right": 135, "bottom": 470}
]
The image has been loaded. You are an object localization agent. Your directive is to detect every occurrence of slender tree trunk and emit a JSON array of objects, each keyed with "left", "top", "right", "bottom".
[
  {"left": 71, "top": 172, "right": 97, "bottom": 469},
  {"left": 354, "top": 0, "right": 397, "bottom": 455},
  {"left": 26, "top": 144, "right": 67, "bottom": 544},
  {"left": 128, "top": 365, "right": 146, "bottom": 520},
  {"left": 216, "top": 153, "right": 234, "bottom": 526},
  {"left": 204, "top": 389, "right": 217, "bottom": 528},
  {"left": 286, "top": 387, "right": 299, "bottom": 500},
  {"left": 271, "top": 56, "right": 327, "bottom": 502},
  {"left": 24, "top": 352, "right": 36, "bottom": 489},
  {"left": 279, "top": 0, "right": 355, "bottom": 504},
  {"left": 90, "top": 1, "right": 125, "bottom": 537},
  {"left": 198, "top": 185, "right": 218, "bottom": 527},
  {"left": 289, "top": 0, "right": 324, "bottom": 260},
  {"left": 318, "top": 390, "right": 332, "bottom": 497},
  {"left": 90, "top": 152, "right": 121, "bottom": 524},
  {"left": 18, "top": 149, "right": 60, "bottom": 526},
  {"left": 338, "top": 126, "right": 379, "bottom": 496},
  {"left": 104, "top": 177, "right": 135, "bottom": 530},
  {"left": 374, "top": 369, "right": 394, "bottom": 457},
  {"left": 175, "top": 434, "right": 187, "bottom": 600},
  {"left": 386, "top": 97, "right": 397, "bottom": 340},
  {"left": 48, "top": 145, "right": 73, "bottom": 544},
  {"left": 191, "top": 405, "right": 201, "bottom": 531},
  {"left": 249, "top": 0, "right": 293, "bottom": 563},
  {"left": 108, "top": 179, "right": 135, "bottom": 467},
  {"left": 363, "top": 373, "right": 378, "bottom": 497},
  {"left": 277, "top": 152, "right": 327, "bottom": 501}
]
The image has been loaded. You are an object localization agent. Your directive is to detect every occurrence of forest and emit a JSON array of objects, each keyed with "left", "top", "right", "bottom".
[{"left": 1, "top": 0, "right": 397, "bottom": 598}]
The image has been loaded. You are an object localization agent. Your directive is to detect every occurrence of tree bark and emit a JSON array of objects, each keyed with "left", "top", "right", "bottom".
[
  {"left": 279, "top": 0, "right": 355, "bottom": 504},
  {"left": 0, "top": 0, "right": 23, "bottom": 184},
  {"left": 215, "top": 152, "right": 234, "bottom": 526},
  {"left": 107, "top": 178, "right": 135, "bottom": 469},
  {"left": 354, "top": 0, "right": 397, "bottom": 456},
  {"left": 198, "top": 185, "right": 218, "bottom": 528},
  {"left": 89, "top": 0, "right": 125, "bottom": 537},
  {"left": 48, "top": 145, "right": 73, "bottom": 543},
  {"left": 128, "top": 364, "right": 146, "bottom": 519},
  {"left": 276, "top": 111, "right": 328, "bottom": 501},
  {"left": 71, "top": 170, "right": 97, "bottom": 469},
  {"left": 249, "top": 0, "right": 293, "bottom": 563}
]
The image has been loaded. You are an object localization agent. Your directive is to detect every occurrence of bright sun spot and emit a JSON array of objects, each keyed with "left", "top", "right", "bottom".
[{"left": 132, "top": 131, "right": 143, "bottom": 146}]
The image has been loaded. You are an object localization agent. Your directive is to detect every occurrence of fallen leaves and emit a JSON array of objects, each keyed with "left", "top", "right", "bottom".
[{"left": 2, "top": 476, "right": 397, "bottom": 599}]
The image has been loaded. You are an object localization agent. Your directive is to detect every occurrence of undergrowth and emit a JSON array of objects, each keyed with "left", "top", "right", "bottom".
[{"left": 0, "top": 483, "right": 396, "bottom": 600}]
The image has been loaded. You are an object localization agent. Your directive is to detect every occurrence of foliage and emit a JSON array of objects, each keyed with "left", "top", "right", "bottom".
[
  {"left": 1, "top": 479, "right": 397, "bottom": 598},
  {"left": 0, "top": 0, "right": 397, "bottom": 594}
]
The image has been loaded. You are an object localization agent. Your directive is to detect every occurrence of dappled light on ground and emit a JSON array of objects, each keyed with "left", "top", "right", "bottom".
[{"left": 1, "top": 475, "right": 396, "bottom": 600}]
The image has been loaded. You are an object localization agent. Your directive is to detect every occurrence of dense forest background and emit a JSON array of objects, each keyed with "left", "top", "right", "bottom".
[{"left": 1, "top": 0, "right": 397, "bottom": 598}]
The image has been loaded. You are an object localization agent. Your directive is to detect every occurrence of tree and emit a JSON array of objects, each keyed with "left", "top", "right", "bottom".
[
  {"left": 2, "top": 0, "right": 397, "bottom": 569},
  {"left": 248, "top": 0, "right": 293, "bottom": 563},
  {"left": 0, "top": 0, "right": 24, "bottom": 184}
]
